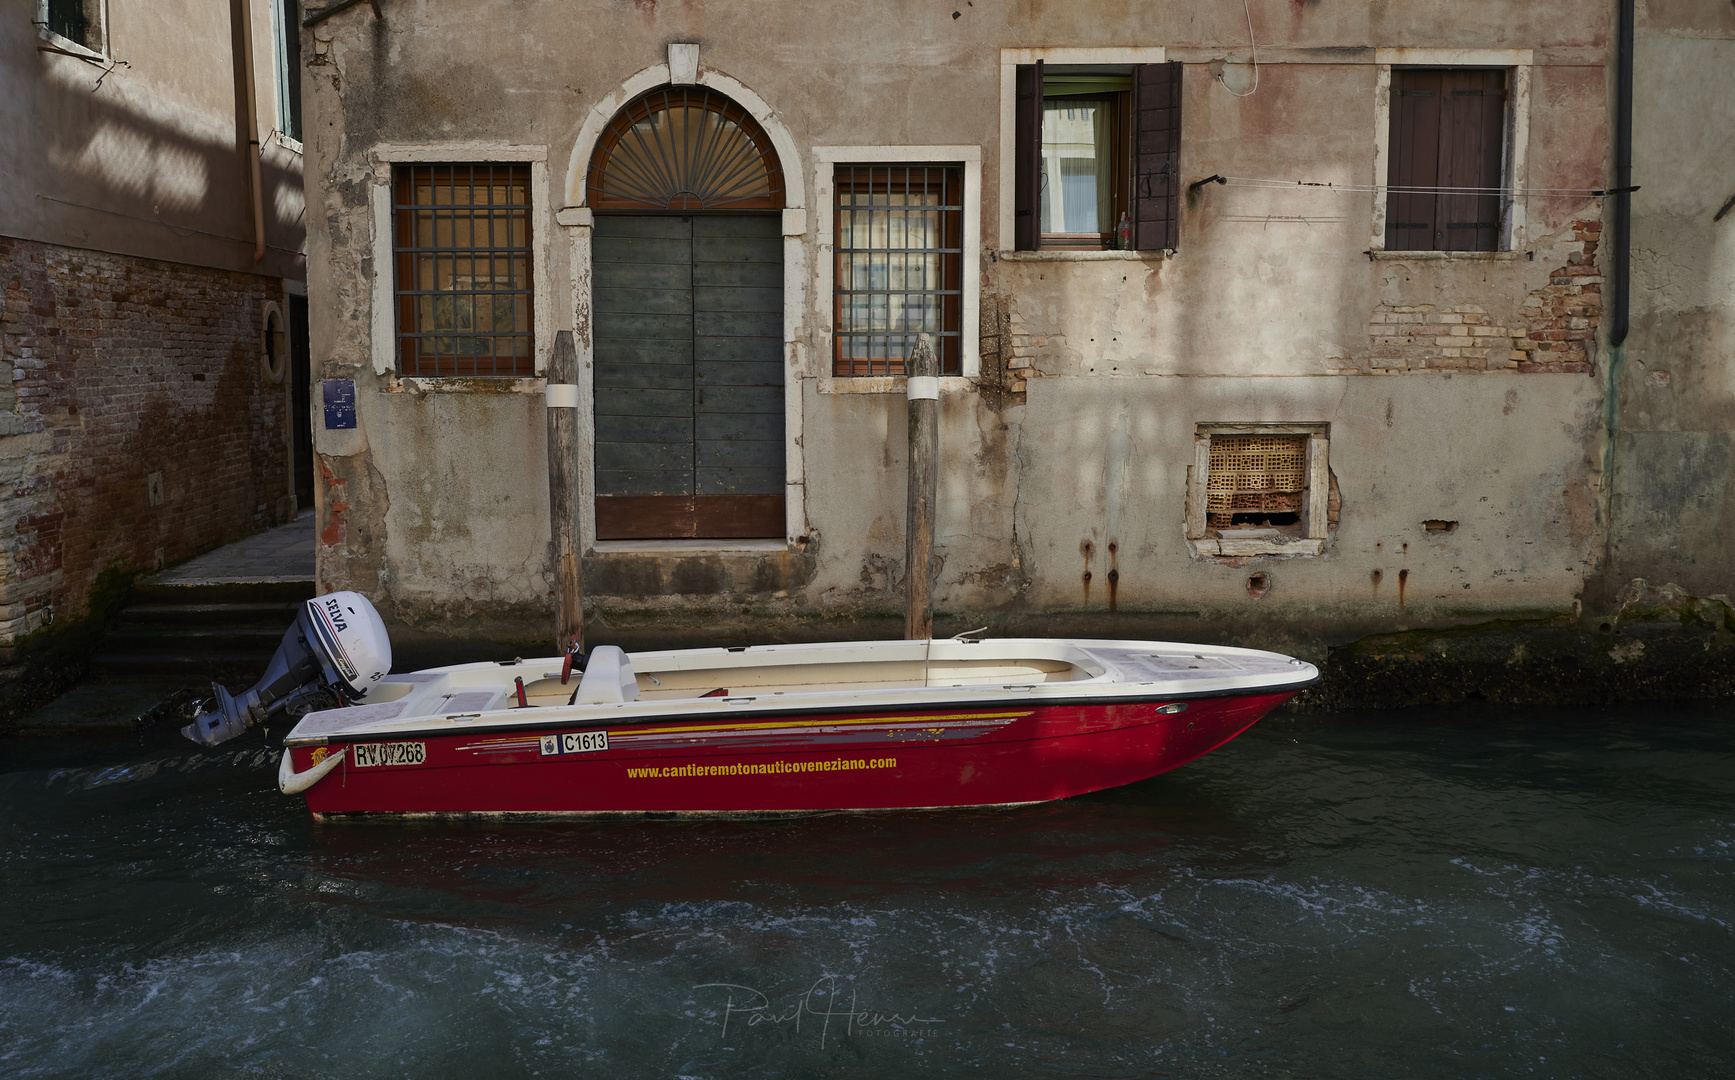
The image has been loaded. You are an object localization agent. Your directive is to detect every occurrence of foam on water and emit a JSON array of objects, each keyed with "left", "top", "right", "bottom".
[{"left": 1, "top": 704, "right": 1731, "bottom": 1078}]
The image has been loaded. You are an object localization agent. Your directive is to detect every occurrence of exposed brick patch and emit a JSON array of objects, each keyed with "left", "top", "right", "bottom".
[
  {"left": 1366, "top": 303, "right": 1520, "bottom": 372},
  {"left": 976, "top": 292, "right": 1030, "bottom": 404},
  {"left": 1514, "top": 219, "right": 1601, "bottom": 373},
  {"left": 0, "top": 237, "right": 291, "bottom": 644},
  {"left": 1363, "top": 217, "right": 1602, "bottom": 375}
]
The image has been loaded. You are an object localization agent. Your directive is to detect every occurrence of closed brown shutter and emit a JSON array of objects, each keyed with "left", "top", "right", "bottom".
[
  {"left": 1131, "top": 61, "right": 1182, "bottom": 252},
  {"left": 1014, "top": 61, "right": 1042, "bottom": 251},
  {"left": 1386, "top": 69, "right": 1506, "bottom": 252}
]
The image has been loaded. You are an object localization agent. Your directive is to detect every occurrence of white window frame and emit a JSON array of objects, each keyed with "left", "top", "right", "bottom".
[
  {"left": 813, "top": 146, "right": 981, "bottom": 394},
  {"left": 366, "top": 143, "right": 553, "bottom": 385},
  {"left": 1187, "top": 423, "right": 1330, "bottom": 558},
  {"left": 270, "top": 0, "right": 302, "bottom": 149},
  {"left": 35, "top": 0, "right": 108, "bottom": 60},
  {"left": 1369, "top": 48, "right": 1533, "bottom": 258}
]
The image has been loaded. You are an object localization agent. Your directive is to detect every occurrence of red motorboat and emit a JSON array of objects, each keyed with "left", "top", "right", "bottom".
[{"left": 274, "top": 636, "right": 1317, "bottom": 818}]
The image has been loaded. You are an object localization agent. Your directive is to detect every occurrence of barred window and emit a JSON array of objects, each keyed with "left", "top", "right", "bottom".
[
  {"left": 393, "top": 164, "right": 533, "bottom": 377},
  {"left": 833, "top": 165, "right": 962, "bottom": 376}
]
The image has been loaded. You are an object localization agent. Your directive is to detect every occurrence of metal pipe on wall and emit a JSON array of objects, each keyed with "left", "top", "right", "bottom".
[
  {"left": 232, "top": 0, "right": 267, "bottom": 263},
  {"left": 1610, "top": 0, "right": 1634, "bottom": 346}
]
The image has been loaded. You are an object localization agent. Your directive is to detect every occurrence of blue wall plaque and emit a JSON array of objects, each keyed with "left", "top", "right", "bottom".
[{"left": 323, "top": 380, "right": 357, "bottom": 430}]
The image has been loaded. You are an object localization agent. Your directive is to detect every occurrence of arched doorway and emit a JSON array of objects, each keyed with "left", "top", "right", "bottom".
[{"left": 588, "top": 86, "right": 786, "bottom": 539}]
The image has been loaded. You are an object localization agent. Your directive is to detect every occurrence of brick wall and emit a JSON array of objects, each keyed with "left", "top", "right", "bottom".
[
  {"left": 0, "top": 237, "right": 292, "bottom": 645},
  {"left": 1364, "top": 219, "right": 1603, "bottom": 375}
]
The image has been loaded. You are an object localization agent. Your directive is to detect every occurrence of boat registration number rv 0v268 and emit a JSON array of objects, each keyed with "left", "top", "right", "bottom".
[{"left": 351, "top": 742, "right": 427, "bottom": 768}]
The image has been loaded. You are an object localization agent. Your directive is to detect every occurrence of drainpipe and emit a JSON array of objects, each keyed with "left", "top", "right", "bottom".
[
  {"left": 1610, "top": 0, "right": 1633, "bottom": 348},
  {"left": 233, "top": 0, "right": 267, "bottom": 263}
]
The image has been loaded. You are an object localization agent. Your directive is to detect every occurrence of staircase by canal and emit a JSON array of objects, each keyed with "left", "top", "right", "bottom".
[{"left": 94, "top": 513, "right": 317, "bottom": 684}]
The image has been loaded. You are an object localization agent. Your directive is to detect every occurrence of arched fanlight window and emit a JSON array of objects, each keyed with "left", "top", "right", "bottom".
[{"left": 588, "top": 87, "right": 785, "bottom": 212}]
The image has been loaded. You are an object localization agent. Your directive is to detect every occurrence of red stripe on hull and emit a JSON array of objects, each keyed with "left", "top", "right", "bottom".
[{"left": 296, "top": 692, "right": 1294, "bottom": 816}]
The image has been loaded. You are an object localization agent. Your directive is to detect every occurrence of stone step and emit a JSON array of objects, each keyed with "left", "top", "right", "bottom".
[
  {"left": 93, "top": 657, "right": 277, "bottom": 683},
  {"left": 99, "top": 626, "right": 289, "bottom": 649},
  {"left": 130, "top": 580, "right": 316, "bottom": 606},
  {"left": 117, "top": 601, "right": 306, "bottom": 629}
]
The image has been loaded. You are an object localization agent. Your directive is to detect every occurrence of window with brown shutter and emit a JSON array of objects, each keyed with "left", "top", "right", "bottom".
[
  {"left": 1386, "top": 68, "right": 1508, "bottom": 252},
  {"left": 1013, "top": 62, "right": 1181, "bottom": 252},
  {"left": 393, "top": 164, "right": 534, "bottom": 377}
]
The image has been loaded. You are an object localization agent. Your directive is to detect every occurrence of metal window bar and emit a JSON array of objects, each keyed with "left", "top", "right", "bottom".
[
  {"left": 833, "top": 164, "right": 964, "bottom": 376},
  {"left": 392, "top": 164, "right": 534, "bottom": 377}
]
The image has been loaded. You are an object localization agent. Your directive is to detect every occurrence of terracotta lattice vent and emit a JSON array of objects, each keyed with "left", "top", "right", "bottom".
[{"left": 1206, "top": 434, "right": 1307, "bottom": 528}]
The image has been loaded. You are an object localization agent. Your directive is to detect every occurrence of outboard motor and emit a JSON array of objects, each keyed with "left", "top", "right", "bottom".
[{"left": 182, "top": 591, "right": 392, "bottom": 747}]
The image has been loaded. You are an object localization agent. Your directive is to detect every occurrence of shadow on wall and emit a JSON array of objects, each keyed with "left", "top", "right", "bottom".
[{"left": 26, "top": 52, "right": 304, "bottom": 273}]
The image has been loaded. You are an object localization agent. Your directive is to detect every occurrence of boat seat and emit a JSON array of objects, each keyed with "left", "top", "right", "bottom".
[{"left": 572, "top": 645, "right": 641, "bottom": 705}]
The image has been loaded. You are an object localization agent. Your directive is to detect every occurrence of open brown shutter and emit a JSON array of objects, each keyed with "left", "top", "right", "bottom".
[
  {"left": 1014, "top": 61, "right": 1042, "bottom": 251},
  {"left": 1131, "top": 62, "right": 1182, "bottom": 251}
]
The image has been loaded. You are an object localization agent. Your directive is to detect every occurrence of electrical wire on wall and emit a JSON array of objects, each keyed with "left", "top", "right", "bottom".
[
  {"left": 1216, "top": 0, "right": 1260, "bottom": 98},
  {"left": 1195, "top": 175, "right": 1629, "bottom": 200}
]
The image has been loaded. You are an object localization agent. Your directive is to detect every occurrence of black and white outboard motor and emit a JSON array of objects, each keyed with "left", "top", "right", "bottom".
[{"left": 182, "top": 591, "right": 392, "bottom": 747}]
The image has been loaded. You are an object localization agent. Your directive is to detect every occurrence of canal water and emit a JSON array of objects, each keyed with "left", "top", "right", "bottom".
[{"left": 1, "top": 703, "right": 1731, "bottom": 1079}]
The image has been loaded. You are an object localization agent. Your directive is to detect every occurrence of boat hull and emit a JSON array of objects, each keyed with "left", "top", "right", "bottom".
[{"left": 291, "top": 690, "right": 1294, "bottom": 817}]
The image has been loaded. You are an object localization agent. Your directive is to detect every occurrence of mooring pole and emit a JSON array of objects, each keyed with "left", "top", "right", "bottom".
[
  {"left": 905, "top": 334, "right": 938, "bottom": 640},
  {"left": 546, "top": 330, "right": 584, "bottom": 664}
]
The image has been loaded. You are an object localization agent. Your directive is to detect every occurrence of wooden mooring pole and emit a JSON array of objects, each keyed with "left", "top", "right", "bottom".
[
  {"left": 905, "top": 334, "right": 938, "bottom": 640},
  {"left": 547, "top": 330, "right": 584, "bottom": 661}
]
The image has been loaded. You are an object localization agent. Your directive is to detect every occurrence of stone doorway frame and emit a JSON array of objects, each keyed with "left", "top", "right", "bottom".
[{"left": 561, "top": 46, "right": 809, "bottom": 553}]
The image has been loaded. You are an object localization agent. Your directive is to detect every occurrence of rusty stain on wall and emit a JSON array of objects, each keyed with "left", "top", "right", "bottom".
[{"left": 1106, "top": 541, "right": 1119, "bottom": 611}]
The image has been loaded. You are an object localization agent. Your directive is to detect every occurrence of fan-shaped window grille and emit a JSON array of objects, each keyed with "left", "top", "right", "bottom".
[{"left": 588, "top": 87, "right": 785, "bottom": 212}]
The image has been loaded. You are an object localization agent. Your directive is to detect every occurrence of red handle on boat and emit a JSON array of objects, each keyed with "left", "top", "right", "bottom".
[
  {"left": 514, "top": 676, "right": 528, "bottom": 708},
  {"left": 560, "top": 639, "right": 584, "bottom": 684}
]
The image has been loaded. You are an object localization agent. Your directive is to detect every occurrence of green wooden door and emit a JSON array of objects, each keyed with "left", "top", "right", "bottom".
[{"left": 592, "top": 215, "right": 784, "bottom": 539}]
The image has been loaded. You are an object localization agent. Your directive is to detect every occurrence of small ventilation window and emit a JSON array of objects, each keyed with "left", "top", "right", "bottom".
[
  {"left": 1188, "top": 424, "right": 1331, "bottom": 557},
  {"left": 1206, "top": 434, "right": 1307, "bottom": 529}
]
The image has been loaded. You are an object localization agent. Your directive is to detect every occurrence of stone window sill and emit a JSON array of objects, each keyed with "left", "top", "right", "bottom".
[
  {"left": 1368, "top": 250, "right": 1523, "bottom": 262},
  {"left": 590, "top": 539, "right": 790, "bottom": 554},
  {"left": 386, "top": 376, "right": 546, "bottom": 394},
  {"left": 996, "top": 249, "right": 1168, "bottom": 263},
  {"left": 816, "top": 375, "right": 975, "bottom": 395},
  {"left": 36, "top": 27, "right": 108, "bottom": 64},
  {"left": 1193, "top": 536, "right": 1325, "bottom": 557}
]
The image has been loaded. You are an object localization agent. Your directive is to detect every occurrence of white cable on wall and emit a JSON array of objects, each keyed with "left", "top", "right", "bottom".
[{"left": 1216, "top": 0, "right": 1261, "bottom": 98}]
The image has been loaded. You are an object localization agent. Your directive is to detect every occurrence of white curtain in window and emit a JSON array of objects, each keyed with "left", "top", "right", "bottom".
[{"left": 1040, "top": 101, "right": 1112, "bottom": 235}]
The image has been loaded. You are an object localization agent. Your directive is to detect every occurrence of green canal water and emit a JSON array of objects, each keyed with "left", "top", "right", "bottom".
[{"left": 1, "top": 702, "right": 1731, "bottom": 1078}]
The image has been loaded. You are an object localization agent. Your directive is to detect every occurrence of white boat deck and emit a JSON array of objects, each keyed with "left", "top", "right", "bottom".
[{"left": 284, "top": 638, "right": 1317, "bottom": 746}]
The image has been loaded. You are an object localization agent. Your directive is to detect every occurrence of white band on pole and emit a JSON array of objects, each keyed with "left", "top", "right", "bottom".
[
  {"left": 906, "top": 376, "right": 939, "bottom": 401},
  {"left": 545, "top": 383, "right": 579, "bottom": 408}
]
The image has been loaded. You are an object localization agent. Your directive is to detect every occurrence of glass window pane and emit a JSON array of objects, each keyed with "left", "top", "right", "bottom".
[
  {"left": 1041, "top": 100, "right": 1112, "bottom": 235},
  {"left": 394, "top": 165, "right": 533, "bottom": 375}
]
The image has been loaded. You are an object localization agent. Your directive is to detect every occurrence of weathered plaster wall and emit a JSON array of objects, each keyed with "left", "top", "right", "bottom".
[
  {"left": 0, "top": 0, "right": 305, "bottom": 281},
  {"left": 303, "top": 0, "right": 1621, "bottom": 652},
  {"left": 1607, "top": 7, "right": 1735, "bottom": 598}
]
